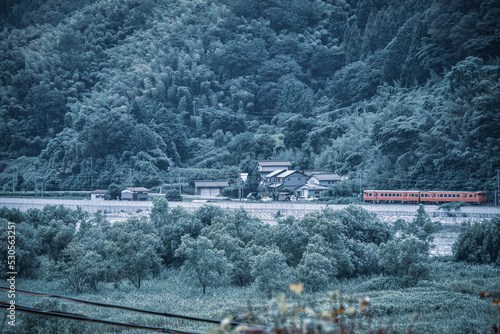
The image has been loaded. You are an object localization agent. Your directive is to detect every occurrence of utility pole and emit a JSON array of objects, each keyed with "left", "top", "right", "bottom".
[
  {"left": 35, "top": 172, "right": 38, "bottom": 197},
  {"left": 12, "top": 168, "right": 15, "bottom": 193},
  {"left": 170, "top": 167, "right": 173, "bottom": 190},
  {"left": 178, "top": 169, "right": 182, "bottom": 194},
  {"left": 496, "top": 169, "right": 499, "bottom": 206},
  {"left": 237, "top": 170, "right": 242, "bottom": 201},
  {"left": 90, "top": 157, "right": 93, "bottom": 190},
  {"left": 193, "top": 100, "right": 197, "bottom": 117},
  {"left": 359, "top": 169, "right": 363, "bottom": 202},
  {"left": 129, "top": 168, "right": 133, "bottom": 187}
]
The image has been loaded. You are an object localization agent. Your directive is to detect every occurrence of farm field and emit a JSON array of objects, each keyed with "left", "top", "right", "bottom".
[{"left": 9, "top": 261, "right": 500, "bottom": 334}]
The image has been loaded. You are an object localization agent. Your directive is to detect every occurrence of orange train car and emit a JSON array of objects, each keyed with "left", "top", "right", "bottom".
[{"left": 363, "top": 190, "right": 487, "bottom": 204}]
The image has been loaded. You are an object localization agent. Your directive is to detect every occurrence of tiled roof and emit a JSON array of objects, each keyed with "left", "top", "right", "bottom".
[
  {"left": 265, "top": 169, "right": 286, "bottom": 178},
  {"left": 296, "top": 184, "right": 328, "bottom": 191},
  {"left": 277, "top": 170, "right": 304, "bottom": 178}
]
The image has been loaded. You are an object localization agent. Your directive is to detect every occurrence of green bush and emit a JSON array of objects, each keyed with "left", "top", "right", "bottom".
[
  {"left": 378, "top": 236, "right": 430, "bottom": 286},
  {"left": 453, "top": 216, "right": 500, "bottom": 265},
  {"left": 165, "top": 189, "right": 183, "bottom": 201}
]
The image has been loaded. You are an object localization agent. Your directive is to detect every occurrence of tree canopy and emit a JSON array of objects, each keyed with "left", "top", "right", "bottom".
[{"left": 1, "top": 0, "right": 499, "bottom": 192}]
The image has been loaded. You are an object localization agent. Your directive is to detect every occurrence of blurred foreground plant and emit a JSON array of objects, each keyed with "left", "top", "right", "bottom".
[{"left": 210, "top": 283, "right": 409, "bottom": 334}]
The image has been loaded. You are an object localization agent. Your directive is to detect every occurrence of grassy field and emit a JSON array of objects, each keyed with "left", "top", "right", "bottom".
[{"left": 5, "top": 260, "right": 500, "bottom": 334}]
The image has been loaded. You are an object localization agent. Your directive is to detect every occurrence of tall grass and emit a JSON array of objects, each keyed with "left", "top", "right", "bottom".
[{"left": 6, "top": 262, "right": 500, "bottom": 333}]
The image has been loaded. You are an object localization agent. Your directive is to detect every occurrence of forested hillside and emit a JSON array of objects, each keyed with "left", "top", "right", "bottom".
[{"left": 1, "top": 0, "right": 499, "bottom": 192}]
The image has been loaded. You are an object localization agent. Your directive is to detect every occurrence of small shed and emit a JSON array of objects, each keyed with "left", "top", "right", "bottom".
[
  {"left": 308, "top": 173, "right": 341, "bottom": 187},
  {"left": 121, "top": 187, "right": 149, "bottom": 201},
  {"left": 91, "top": 190, "right": 107, "bottom": 201},
  {"left": 194, "top": 180, "right": 229, "bottom": 197}
]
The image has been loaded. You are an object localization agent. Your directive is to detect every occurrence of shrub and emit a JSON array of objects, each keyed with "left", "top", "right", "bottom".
[
  {"left": 165, "top": 189, "right": 183, "bottom": 201},
  {"left": 453, "top": 216, "right": 500, "bottom": 265},
  {"left": 378, "top": 236, "right": 430, "bottom": 286}
]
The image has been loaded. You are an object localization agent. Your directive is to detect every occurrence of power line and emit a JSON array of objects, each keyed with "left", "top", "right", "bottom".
[
  {"left": 0, "top": 301, "right": 193, "bottom": 334},
  {"left": 0, "top": 287, "right": 250, "bottom": 328}
]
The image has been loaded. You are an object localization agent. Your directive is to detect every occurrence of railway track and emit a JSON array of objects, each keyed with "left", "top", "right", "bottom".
[{"left": 1, "top": 197, "right": 499, "bottom": 219}]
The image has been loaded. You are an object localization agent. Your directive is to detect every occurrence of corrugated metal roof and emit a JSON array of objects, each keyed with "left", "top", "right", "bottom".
[
  {"left": 194, "top": 180, "right": 229, "bottom": 188},
  {"left": 310, "top": 173, "right": 341, "bottom": 181},
  {"left": 125, "top": 187, "right": 150, "bottom": 192},
  {"left": 257, "top": 160, "right": 291, "bottom": 167}
]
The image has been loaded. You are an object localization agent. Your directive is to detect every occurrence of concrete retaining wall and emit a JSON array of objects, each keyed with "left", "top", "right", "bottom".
[{"left": 0, "top": 198, "right": 499, "bottom": 219}]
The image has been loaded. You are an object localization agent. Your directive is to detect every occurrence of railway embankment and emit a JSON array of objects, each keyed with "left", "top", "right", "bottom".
[{"left": 1, "top": 197, "right": 499, "bottom": 220}]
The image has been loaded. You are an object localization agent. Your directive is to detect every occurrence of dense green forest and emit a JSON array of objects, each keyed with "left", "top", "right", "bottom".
[{"left": 1, "top": 0, "right": 499, "bottom": 193}]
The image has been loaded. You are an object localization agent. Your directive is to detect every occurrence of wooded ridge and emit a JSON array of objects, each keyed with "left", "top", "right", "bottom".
[{"left": 1, "top": 0, "right": 499, "bottom": 192}]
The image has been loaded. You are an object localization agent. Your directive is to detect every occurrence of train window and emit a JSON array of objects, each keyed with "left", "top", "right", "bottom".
[{"left": 469, "top": 194, "right": 473, "bottom": 198}]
